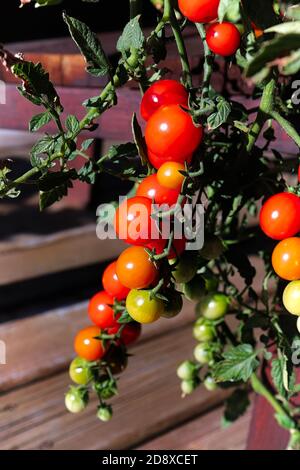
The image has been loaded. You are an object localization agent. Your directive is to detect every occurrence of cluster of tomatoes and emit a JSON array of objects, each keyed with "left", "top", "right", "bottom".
[{"left": 259, "top": 192, "right": 300, "bottom": 333}]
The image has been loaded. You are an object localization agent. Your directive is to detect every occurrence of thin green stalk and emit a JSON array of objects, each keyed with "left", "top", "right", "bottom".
[
  {"left": 195, "top": 23, "right": 214, "bottom": 102},
  {"left": 270, "top": 110, "right": 300, "bottom": 148}
]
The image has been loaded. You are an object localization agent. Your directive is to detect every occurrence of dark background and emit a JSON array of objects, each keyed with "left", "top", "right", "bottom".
[{"left": 2, "top": 0, "right": 155, "bottom": 43}]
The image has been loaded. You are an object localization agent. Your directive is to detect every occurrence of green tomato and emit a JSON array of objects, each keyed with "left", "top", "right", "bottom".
[
  {"left": 196, "top": 293, "right": 229, "bottom": 320},
  {"left": 182, "top": 275, "right": 206, "bottom": 301},
  {"left": 193, "top": 318, "right": 215, "bottom": 342},
  {"left": 65, "top": 386, "right": 88, "bottom": 414},
  {"left": 97, "top": 404, "right": 113, "bottom": 422},
  {"left": 69, "top": 357, "right": 92, "bottom": 385},
  {"left": 204, "top": 375, "right": 217, "bottom": 392},
  {"left": 176, "top": 360, "right": 197, "bottom": 380},
  {"left": 181, "top": 379, "right": 199, "bottom": 396},
  {"left": 194, "top": 343, "right": 213, "bottom": 365},
  {"left": 170, "top": 252, "right": 198, "bottom": 284},
  {"left": 162, "top": 290, "right": 183, "bottom": 318},
  {"left": 199, "top": 235, "right": 224, "bottom": 260},
  {"left": 126, "top": 289, "right": 164, "bottom": 324}
]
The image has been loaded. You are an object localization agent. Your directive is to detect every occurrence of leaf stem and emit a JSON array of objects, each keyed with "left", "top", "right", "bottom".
[
  {"left": 270, "top": 110, "right": 300, "bottom": 148},
  {"left": 195, "top": 23, "right": 214, "bottom": 102}
]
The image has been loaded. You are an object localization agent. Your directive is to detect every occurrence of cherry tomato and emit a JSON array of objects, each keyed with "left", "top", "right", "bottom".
[
  {"left": 194, "top": 343, "right": 213, "bottom": 365},
  {"left": 148, "top": 149, "right": 193, "bottom": 170},
  {"left": 170, "top": 251, "right": 198, "bottom": 283},
  {"left": 199, "top": 235, "right": 224, "bottom": 260},
  {"left": 272, "top": 237, "right": 300, "bottom": 281},
  {"left": 259, "top": 193, "right": 300, "bottom": 240},
  {"left": 193, "top": 317, "right": 215, "bottom": 342},
  {"left": 126, "top": 289, "right": 164, "bottom": 323},
  {"left": 114, "top": 196, "right": 159, "bottom": 246},
  {"left": 97, "top": 404, "right": 113, "bottom": 422},
  {"left": 74, "top": 325, "right": 105, "bottom": 361},
  {"left": 145, "top": 104, "right": 203, "bottom": 164},
  {"left": 161, "top": 289, "right": 183, "bottom": 318},
  {"left": 178, "top": 0, "right": 220, "bottom": 23},
  {"left": 65, "top": 386, "right": 88, "bottom": 414},
  {"left": 136, "top": 173, "right": 180, "bottom": 206},
  {"left": 69, "top": 357, "right": 92, "bottom": 385},
  {"left": 204, "top": 375, "right": 217, "bottom": 391},
  {"left": 181, "top": 378, "right": 199, "bottom": 395},
  {"left": 177, "top": 360, "right": 197, "bottom": 380},
  {"left": 88, "top": 291, "right": 118, "bottom": 329},
  {"left": 182, "top": 274, "right": 206, "bottom": 301},
  {"left": 157, "top": 162, "right": 185, "bottom": 191},
  {"left": 206, "top": 22, "right": 241, "bottom": 57},
  {"left": 283, "top": 281, "right": 300, "bottom": 316},
  {"left": 116, "top": 246, "right": 159, "bottom": 289},
  {"left": 140, "top": 79, "right": 188, "bottom": 121},
  {"left": 107, "top": 321, "right": 142, "bottom": 346},
  {"left": 102, "top": 261, "right": 130, "bottom": 300},
  {"left": 196, "top": 292, "right": 229, "bottom": 320}
]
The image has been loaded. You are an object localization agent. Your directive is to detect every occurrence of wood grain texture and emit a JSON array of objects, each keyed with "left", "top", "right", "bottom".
[{"left": 0, "top": 322, "right": 228, "bottom": 450}]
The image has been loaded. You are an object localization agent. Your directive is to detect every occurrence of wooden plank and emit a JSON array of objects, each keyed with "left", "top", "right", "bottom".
[
  {"left": 0, "top": 227, "right": 126, "bottom": 285},
  {"left": 0, "top": 299, "right": 196, "bottom": 393},
  {"left": 138, "top": 404, "right": 252, "bottom": 450},
  {"left": 0, "top": 323, "right": 228, "bottom": 450}
]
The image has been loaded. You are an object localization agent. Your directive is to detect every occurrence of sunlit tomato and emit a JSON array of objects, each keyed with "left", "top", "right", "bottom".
[
  {"left": 193, "top": 317, "right": 215, "bottom": 342},
  {"left": 196, "top": 292, "right": 229, "bottom": 320},
  {"left": 145, "top": 104, "right": 203, "bottom": 164},
  {"left": 107, "top": 322, "right": 142, "bottom": 346},
  {"left": 259, "top": 193, "right": 300, "bottom": 240},
  {"left": 136, "top": 173, "right": 180, "bottom": 206},
  {"left": 102, "top": 261, "right": 130, "bottom": 300},
  {"left": 69, "top": 357, "right": 92, "bottom": 385},
  {"left": 141, "top": 79, "right": 188, "bottom": 121},
  {"left": 126, "top": 289, "right": 164, "bottom": 323},
  {"left": 178, "top": 0, "right": 219, "bottom": 23},
  {"left": 272, "top": 238, "right": 300, "bottom": 281},
  {"left": 116, "top": 246, "right": 159, "bottom": 289},
  {"left": 283, "top": 281, "right": 300, "bottom": 316},
  {"left": 74, "top": 326, "right": 104, "bottom": 361},
  {"left": 157, "top": 162, "right": 185, "bottom": 191},
  {"left": 148, "top": 150, "right": 193, "bottom": 170},
  {"left": 114, "top": 196, "right": 159, "bottom": 246},
  {"left": 88, "top": 291, "right": 117, "bottom": 329},
  {"left": 206, "top": 22, "right": 241, "bottom": 57}
]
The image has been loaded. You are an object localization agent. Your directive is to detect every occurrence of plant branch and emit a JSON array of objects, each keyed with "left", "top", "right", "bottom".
[
  {"left": 195, "top": 23, "right": 214, "bottom": 103},
  {"left": 270, "top": 110, "right": 300, "bottom": 149}
]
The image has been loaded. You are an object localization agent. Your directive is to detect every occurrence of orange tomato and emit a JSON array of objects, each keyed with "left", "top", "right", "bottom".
[
  {"left": 74, "top": 326, "right": 105, "bottom": 361},
  {"left": 272, "top": 237, "right": 300, "bottom": 281},
  {"left": 116, "top": 246, "right": 159, "bottom": 289}
]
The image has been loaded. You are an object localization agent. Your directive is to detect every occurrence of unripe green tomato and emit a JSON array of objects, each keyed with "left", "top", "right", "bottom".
[
  {"left": 200, "top": 236, "right": 224, "bottom": 260},
  {"left": 182, "top": 275, "right": 206, "bottom": 301},
  {"left": 194, "top": 343, "right": 213, "bottom": 365},
  {"left": 181, "top": 379, "right": 199, "bottom": 396},
  {"left": 170, "top": 252, "right": 198, "bottom": 284},
  {"left": 162, "top": 290, "right": 183, "bottom": 318},
  {"left": 176, "top": 360, "right": 197, "bottom": 380},
  {"left": 193, "top": 318, "right": 215, "bottom": 342},
  {"left": 204, "top": 375, "right": 217, "bottom": 392},
  {"left": 69, "top": 357, "right": 92, "bottom": 385},
  {"left": 97, "top": 405, "right": 113, "bottom": 422},
  {"left": 196, "top": 293, "right": 229, "bottom": 320},
  {"left": 65, "top": 387, "right": 88, "bottom": 414},
  {"left": 297, "top": 317, "right": 300, "bottom": 334}
]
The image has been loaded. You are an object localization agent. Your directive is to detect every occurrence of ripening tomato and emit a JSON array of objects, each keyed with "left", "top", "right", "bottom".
[
  {"left": 157, "top": 162, "right": 185, "bottom": 191},
  {"left": 126, "top": 289, "right": 164, "bottom": 323},
  {"left": 88, "top": 290, "right": 118, "bottom": 329},
  {"left": 74, "top": 325, "right": 105, "bottom": 361},
  {"left": 102, "top": 261, "right": 130, "bottom": 300},
  {"left": 206, "top": 22, "right": 241, "bottom": 57},
  {"left": 136, "top": 173, "right": 180, "bottom": 206},
  {"left": 272, "top": 237, "right": 300, "bottom": 281},
  {"left": 145, "top": 105, "right": 203, "bottom": 164},
  {"left": 148, "top": 150, "right": 193, "bottom": 170},
  {"left": 114, "top": 196, "right": 159, "bottom": 246},
  {"left": 116, "top": 246, "right": 159, "bottom": 289},
  {"left": 69, "top": 357, "right": 92, "bottom": 385},
  {"left": 107, "top": 321, "right": 142, "bottom": 346},
  {"left": 140, "top": 80, "right": 188, "bottom": 121},
  {"left": 196, "top": 293, "right": 229, "bottom": 320},
  {"left": 178, "top": 0, "right": 219, "bottom": 23},
  {"left": 283, "top": 280, "right": 300, "bottom": 316},
  {"left": 259, "top": 193, "right": 300, "bottom": 240}
]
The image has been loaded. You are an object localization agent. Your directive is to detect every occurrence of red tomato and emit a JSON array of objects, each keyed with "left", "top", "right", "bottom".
[
  {"left": 206, "top": 22, "right": 241, "bottom": 57},
  {"left": 74, "top": 326, "right": 104, "bottom": 361},
  {"left": 146, "top": 237, "right": 186, "bottom": 260},
  {"left": 116, "top": 246, "right": 159, "bottom": 289},
  {"left": 107, "top": 322, "right": 142, "bottom": 346},
  {"left": 148, "top": 150, "right": 193, "bottom": 170},
  {"left": 114, "top": 196, "right": 159, "bottom": 245},
  {"left": 259, "top": 192, "right": 300, "bottom": 240},
  {"left": 136, "top": 173, "right": 180, "bottom": 206},
  {"left": 140, "top": 80, "right": 188, "bottom": 121},
  {"left": 178, "top": 0, "right": 219, "bottom": 23},
  {"left": 88, "top": 291, "right": 118, "bottom": 329},
  {"left": 272, "top": 237, "right": 300, "bottom": 281},
  {"left": 145, "top": 105, "right": 203, "bottom": 164},
  {"left": 102, "top": 261, "right": 130, "bottom": 300}
]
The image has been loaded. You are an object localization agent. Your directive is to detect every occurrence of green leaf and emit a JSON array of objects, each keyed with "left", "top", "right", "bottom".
[
  {"left": 30, "top": 135, "right": 56, "bottom": 167},
  {"left": 222, "top": 389, "right": 250, "bottom": 427},
  {"left": 66, "top": 115, "right": 80, "bottom": 135},
  {"left": 131, "top": 113, "right": 149, "bottom": 166},
  {"left": 271, "top": 358, "right": 287, "bottom": 397},
  {"left": 218, "top": 0, "right": 240, "bottom": 23},
  {"left": 213, "top": 344, "right": 259, "bottom": 383},
  {"left": 63, "top": 13, "right": 111, "bottom": 77},
  {"left": 38, "top": 171, "right": 75, "bottom": 210},
  {"left": 207, "top": 97, "right": 231, "bottom": 130},
  {"left": 117, "top": 16, "right": 144, "bottom": 53},
  {"left": 29, "top": 111, "right": 52, "bottom": 132},
  {"left": 274, "top": 413, "right": 296, "bottom": 430},
  {"left": 242, "top": 0, "right": 280, "bottom": 29},
  {"left": 80, "top": 138, "right": 94, "bottom": 151}
]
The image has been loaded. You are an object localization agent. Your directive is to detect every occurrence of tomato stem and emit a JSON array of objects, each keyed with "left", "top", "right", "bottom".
[{"left": 195, "top": 23, "right": 214, "bottom": 103}]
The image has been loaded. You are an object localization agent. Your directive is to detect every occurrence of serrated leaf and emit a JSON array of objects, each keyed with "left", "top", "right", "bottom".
[
  {"left": 207, "top": 98, "right": 231, "bottom": 130},
  {"left": 29, "top": 111, "right": 52, "bottom": 132},
  {"left": 213, "top": 344, "right": 259, "bottom": 383},
  {"left": 66, "top": 115, "right": 80, "bottom": 134},
  {"left": 117, "top": 16, "right": 144, "bottom": 53},
  {"left": 63, "top": 13, "right": 111, "bottom": 77},
  {"left": 271, "top": 358, "right": 287, "bottom": 397},
  {"left": 131, "top": 113, "right": 149, "bottom": 166},
  {"left": 81, "top": 138, "right": 94, "bottom": 151},
  {"left": 222, "top": 389, "right": 250, "bottom": 427},
  {"left": 218, "top": 0, "right": 240, "bottom": 23},
  {"left": 38, "top": 171, "right": 75, "bottom": 210},
  {"left": 30, "top": 135, "right": 55, "bottom": 167}
]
